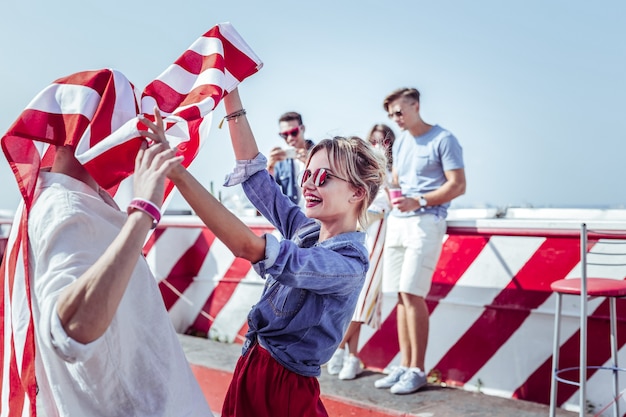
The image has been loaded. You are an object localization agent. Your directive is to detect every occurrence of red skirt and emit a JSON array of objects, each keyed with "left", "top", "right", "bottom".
[{"left": 221, "top": 343, "right": 329, "bottom": 417}]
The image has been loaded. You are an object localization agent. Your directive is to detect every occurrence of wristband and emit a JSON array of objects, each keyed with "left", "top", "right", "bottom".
[
  {"left": 218, "top": 108, "right": 246, "bottom": 129},
  {"left": 127, "top": 198, "right": 161, "bottom": 229}
]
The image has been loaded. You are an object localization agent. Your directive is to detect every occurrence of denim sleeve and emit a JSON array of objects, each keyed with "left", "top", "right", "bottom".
[
  {"left": 263, "top": 241, "right": 367, "bottom": 296},
  {"left": 223, "top": 153, "right": 268, "bottom": 187},
  {"left": 252, "top": 233, "right": 280, "bottom": 277},
  {"left": 242, "top": 170, "right": 311, "bottom": 239}
]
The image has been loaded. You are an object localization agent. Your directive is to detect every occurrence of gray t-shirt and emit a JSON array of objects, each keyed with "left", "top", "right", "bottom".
[{"left": 392, "top": 124, "right": 464, "bottom": 219}]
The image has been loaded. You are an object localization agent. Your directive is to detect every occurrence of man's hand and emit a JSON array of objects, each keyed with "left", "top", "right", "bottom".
[
  {"left": 267, "top": 146, "right": 287, "bottom": 173},
  {"left": 136, "top": 108, "right": 184, "bottom": 205},
  {"left": 393, "top": 196, "right": 420, "bottom": 213}
]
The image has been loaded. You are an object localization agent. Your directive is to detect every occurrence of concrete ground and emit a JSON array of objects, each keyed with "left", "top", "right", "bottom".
[{"left": 179, "top": 334, "right": 581, "bottom": 417}]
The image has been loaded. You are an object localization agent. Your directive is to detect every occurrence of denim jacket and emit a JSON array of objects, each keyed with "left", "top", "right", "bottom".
[
  {"left": 272, "top": 139, "right": 314, "bottom": 206},
  {"left": 224, "top": 153, "right": 368, "bottom": 377},
  {"left": 273, "top": 158, "right": 300, "bottom": 206}
]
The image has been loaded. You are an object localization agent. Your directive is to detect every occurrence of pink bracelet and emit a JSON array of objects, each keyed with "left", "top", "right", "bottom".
[{"left": 127, "top": 198, "right": 161, "bottom": 228}]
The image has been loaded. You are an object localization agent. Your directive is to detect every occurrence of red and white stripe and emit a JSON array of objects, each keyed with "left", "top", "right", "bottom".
[
  {"left": 147, "top": 217, "right": 626, "bottom": 415},
  {"left": 1, "top": 206, "right": 33, "bottom": 417},
  {"left": 1, "top": 22, "right": 262, "bottom": 416}
]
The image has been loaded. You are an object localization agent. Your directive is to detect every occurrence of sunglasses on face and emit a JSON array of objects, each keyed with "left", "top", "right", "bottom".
[
  {"left": 370, "top": 137, "right": 392, "bottom": 147},
  {"left": 387, "top": 110, "right": 404, "bottom": 119},
  {"left": 279, "top": 125, "right": 301, "bottom": 139},
  {"left": 300, "top": 167, "right": 348, "bottom": 187}
]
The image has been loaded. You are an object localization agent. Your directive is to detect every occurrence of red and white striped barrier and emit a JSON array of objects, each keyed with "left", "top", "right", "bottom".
[{"left": 145, "top": 213, "right": 626, "bottom": 415}]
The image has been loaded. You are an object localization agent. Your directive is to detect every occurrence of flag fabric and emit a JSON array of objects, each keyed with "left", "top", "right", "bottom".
[{"left": 0, "top": 22, "right": 262, "bottom": 416}]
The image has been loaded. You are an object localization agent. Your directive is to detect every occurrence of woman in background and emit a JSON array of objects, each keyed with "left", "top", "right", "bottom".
[{"left": 327, "top": 123, "right": 396, "bottom": 380}]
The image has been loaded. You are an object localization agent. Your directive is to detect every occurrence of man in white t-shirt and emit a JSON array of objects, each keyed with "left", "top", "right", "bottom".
[{"left": 2, "top": 70, "right": 213, "bottom": 417}]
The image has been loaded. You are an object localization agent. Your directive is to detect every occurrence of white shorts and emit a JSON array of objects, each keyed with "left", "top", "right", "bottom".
[{"left": 382, "top": 214, "right": 446, "bottom": 297}]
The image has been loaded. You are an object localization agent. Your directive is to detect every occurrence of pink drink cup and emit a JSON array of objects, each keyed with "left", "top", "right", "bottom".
[{"left": 388, "top": 188, "right": 402, "bottom": 203}]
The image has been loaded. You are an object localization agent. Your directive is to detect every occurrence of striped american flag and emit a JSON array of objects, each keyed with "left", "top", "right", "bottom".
[{"left": 0, "top": 22, "right": 262, "bottom": 416}]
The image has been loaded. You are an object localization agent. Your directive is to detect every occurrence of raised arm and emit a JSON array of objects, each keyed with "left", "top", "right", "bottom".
[
  {"left": 56, "top": 140, "right": 182, "bottom": 344},
  {"left": 140, "top": 107, "right": 266, "bottom": 265},
  {"left": 169, "top": 168, "right": 266, "bottom": 263},
  {"left": 222, "top": 88, "right": 259, "bottom": 160}
]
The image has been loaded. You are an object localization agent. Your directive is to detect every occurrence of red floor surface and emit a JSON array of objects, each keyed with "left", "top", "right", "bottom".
[{"left": 191, "top": 364, "right": 407, "bottom": 417}]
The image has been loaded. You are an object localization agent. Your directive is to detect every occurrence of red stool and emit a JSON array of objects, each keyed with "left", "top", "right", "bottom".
[{"left": 549, "top": 223, "right": 626, "bottom": 417}]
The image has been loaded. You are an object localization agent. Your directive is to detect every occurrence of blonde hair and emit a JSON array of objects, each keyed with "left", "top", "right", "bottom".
[{"left": 307, "top": 136, "right": 387, "bottom": 229}]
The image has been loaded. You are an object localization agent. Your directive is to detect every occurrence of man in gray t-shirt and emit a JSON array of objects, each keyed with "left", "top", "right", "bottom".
[{"left": 374, "top": 87, "right": 466, "bottom": 395}]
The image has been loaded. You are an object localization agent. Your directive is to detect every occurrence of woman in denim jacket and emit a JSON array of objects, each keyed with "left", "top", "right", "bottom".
[{"left": 145, "top": 88, "right": 386, "bottom": 417}]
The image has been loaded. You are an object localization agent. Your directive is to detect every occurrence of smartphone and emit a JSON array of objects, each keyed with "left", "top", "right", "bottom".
[{"left": 284, "top": 148, "right": 297, "bottom": 159}]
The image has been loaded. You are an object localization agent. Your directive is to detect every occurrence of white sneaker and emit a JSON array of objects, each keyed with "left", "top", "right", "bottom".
[
  {"left": 338, "top": 355, "right": 362, "bottom": 380},
  {"left": 390, "top": 367, "right": 427, "bottom": 394},
  {"left": 326, "top": 348, "right": 345, "bottom": 375},
  {"left": 374, "top": 366, "right": 407, "bottom": 388}
]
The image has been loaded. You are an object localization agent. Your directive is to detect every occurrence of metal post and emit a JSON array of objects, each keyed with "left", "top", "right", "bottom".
[
  {"left": 579, "top": 223, "right": 587, "bottom": 417},
  {"left": 610, "top": 297, "right": 619, "bottom": 417},
  {"left": 549, "top": 292, "right": 563, "bottom": 417}
]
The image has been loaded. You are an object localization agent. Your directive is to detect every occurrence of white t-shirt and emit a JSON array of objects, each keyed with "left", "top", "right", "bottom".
[
  {"left": 28, "top": 172, "right": 212, "bottom": 417},
  {"left": 292, "top": 157, "right": 306, "bottom": 209}
]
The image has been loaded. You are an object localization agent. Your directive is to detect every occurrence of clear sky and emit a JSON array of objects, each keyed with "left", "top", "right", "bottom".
[{"left": 1, "top": 0, "right": 625, "bottom": 214}]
